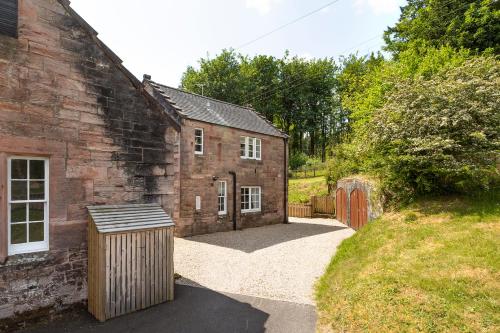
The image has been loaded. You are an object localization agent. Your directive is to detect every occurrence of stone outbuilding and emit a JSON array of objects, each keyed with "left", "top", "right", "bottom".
[{"left": 335, "top": 177, "right": 383, "bottom": 229}]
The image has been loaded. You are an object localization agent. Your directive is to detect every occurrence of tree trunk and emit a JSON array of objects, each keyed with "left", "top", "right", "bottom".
[{"left": 309, "top": 130, "right": 316, "bottom": 156}]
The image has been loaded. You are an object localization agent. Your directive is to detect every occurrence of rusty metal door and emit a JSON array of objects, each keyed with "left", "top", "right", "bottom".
[
  {"left": 336, "top": 188, "right": 347, "bottom": 224},
  {"left": 350, "top": 189, "right": 367, "bottom": 230}
]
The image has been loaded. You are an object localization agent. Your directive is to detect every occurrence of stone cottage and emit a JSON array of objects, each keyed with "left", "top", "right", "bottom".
[
  {"left": 0, "top": 0, "right": 181, "bottom": 324},
  {"left": 145, "top": 80, "right": 289, "bottom": 237},
  {"left": 0, "top": 0, "right": 288, "bottom": 325}
]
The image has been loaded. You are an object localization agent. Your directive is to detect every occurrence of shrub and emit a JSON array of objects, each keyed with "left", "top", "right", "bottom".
[
  {"left": 289, "top": 152, "right": 308, "bottom": 170},
  {"left": 369, "top": 56, "right": 500, "bottom": 199},
  {"left": 326, "top": 144, "right": 361, "bottom": 190}
]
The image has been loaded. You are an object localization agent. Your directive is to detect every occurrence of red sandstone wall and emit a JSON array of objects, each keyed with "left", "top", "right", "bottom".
[
  {"left": 0, "top": 0, "right": 179, "bottom": 322},
  {"left": 176, "top": 119, "right": 287, "bottom": 236}
]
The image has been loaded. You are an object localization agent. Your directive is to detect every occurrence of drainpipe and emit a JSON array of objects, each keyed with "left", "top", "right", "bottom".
[
  {"left": 229, "top": 171, "right": 237, "bottom": 230},
  {"left": 284, "top": 137, "right": 289, "bottom": 224}
]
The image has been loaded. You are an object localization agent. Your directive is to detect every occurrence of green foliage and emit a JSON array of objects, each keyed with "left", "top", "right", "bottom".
[
  {"left": 384, "top": 0, "right": 500, "bottom": 56},
  {"left": 305, "top": 157, "right": 323, "bottom": 169},
  {"left": 316, "top": 193, "right": 500, "bottom": 332},
  {"left": 288, "top": 177, "right": 329, "bottom": 204},
  {"left": 181, "top": 49, "right": 244, "bottom": 104},
  {"left": 289, "top": 152, "right": 308, "bottom": 170},
  {"left": 181, "top": 51, "right": 344, "bottom": 160},
  {"left": 369, "top": 56, "right": 500, "bottom": 199},
  {"left": 325, "top": 144, "right": 361, "bottom": 187}
]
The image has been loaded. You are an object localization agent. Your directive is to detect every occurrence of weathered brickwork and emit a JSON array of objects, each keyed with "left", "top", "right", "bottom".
[
  {"left": 0, "top": 248, "right": 87, "bottom": 331},
  {"left": 176, "top": 119, "right": 287, "bottom": 237},
  {"left": 0, "top": 0, "right": 179, "bottom": 324}
]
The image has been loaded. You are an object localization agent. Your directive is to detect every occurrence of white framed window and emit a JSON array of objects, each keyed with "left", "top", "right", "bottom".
[
  {"left": 194, "top": 128, "right": 203, "bottom": 155},
  {"left": 241, "top": 186, "right": 261, "bottom": 213},
  {"left": 240, "top": 137, "right": 262, "bottom": 160},
  {"left": 195, "top": 195, "right": 201, "bottom": 210},
  {"left": 8, "top": 157, "right": 49, "bottom": 255},
  {"left": 255, "top": 138, "right": 261, "bottom": 160},
  {"left": 217, "top": 181, "right": 227, "bottom": 215},
  {"left": 240, "top": 137, "right": 246, "bottom": 157}
]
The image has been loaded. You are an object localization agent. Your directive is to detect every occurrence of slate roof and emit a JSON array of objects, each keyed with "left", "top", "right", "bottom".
[{"left": 145, "top": 80, "right": 287, "bottom": 138}]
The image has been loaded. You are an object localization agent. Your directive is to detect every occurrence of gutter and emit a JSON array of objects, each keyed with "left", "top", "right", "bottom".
[
  {"left": 284, "top": 138, "right": 289, "bottom": 224},
  {"left": 229, "top": 171, "right": 237, "bottom": 230}
]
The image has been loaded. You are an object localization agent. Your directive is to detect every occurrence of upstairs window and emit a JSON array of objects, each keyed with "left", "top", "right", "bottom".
[
  {"left": 194, "top": 128, "right": 203, "bottom": 155},
  {"left": 240, "top": 137, "right": 261, "bottom": 160},
  {"left": 241, "top": 186, "right": 261, "bottom": 213},
  {"left": 8, "top": 157, "right": 49, "bottom": 255},
  {"left": 0, "top": 0, "right": 18, "bottom": 38}
]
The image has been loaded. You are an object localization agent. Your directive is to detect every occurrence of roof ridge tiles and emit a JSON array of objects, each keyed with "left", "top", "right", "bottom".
[{"left": 152, "top": 81, "right": 257, "bottom": 112}]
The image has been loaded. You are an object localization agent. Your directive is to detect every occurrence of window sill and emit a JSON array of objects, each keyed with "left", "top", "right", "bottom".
[
  {"left": 240, "top": 157, "right": 262, "bottom": 161},
  {"left": 0, "top": 250, "right": 51, "bottom": 267},
  {"left": 241, "top": 210, "right": 261, "bottom": 214}
]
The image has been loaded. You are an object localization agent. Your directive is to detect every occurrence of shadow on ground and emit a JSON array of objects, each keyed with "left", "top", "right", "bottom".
[
  {"left": 19, "top": 284, "right": 316, "bottom": 333},
  {"left": 183, "top": 221, "right": 348, "bottom": 253}
]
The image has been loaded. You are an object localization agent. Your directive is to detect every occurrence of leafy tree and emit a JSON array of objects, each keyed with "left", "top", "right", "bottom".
[
  {"left": 384, "top": 0, "right": 500, "bottom": 56},
  {"left": 368, "top": 56, "right": 500, "bottom": 198},
  {"left": 181, "top": 49, "right": 245, "bottom": 103},
  {"left": 180, "top": 51, "right": 344, "bottom": 160}
]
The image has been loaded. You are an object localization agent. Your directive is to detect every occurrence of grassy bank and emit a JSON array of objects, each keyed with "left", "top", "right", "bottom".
[
  {"left": 288, "top": 176, "right": 328, "bottom": 204},
  {"left": 315, "top": 192, "right": 500, "bottom": 332}
]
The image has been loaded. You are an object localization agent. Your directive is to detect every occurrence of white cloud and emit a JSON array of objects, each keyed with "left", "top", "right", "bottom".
[
  {"left": 246, "top": 0, "right": 283, "bottom": 15},
  {"left": 354, "top": 0, "right": 402, "bottom": 15}
]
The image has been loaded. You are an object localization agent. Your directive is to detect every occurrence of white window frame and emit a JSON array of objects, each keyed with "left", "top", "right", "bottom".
[
  {"left": 217, "top": 181, "right": 227, "bottom": 215},
  {"left": 194, "top": 128, "right": 204, "bottom": 155},
  {"left": 255, "top": 138, "right": 261, "bottom": 160},
  {"left": 241, "top": 186, "right": 261, "bottom": 213},
  {"left": 7, "top": 157, "right": 49, "bottom": 255},
  {"left": 195, "top": 195, "right": 201, "bottom": 211},
  {"left": 240, "top": 137, "right": 262, "bottom": 160}
]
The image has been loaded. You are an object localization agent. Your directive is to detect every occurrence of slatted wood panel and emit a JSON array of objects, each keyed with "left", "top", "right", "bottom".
[
  {"left": 350, "top": 188, "right": 368, "bottom": 230},
  {"left": 288, "top": 204, "right": 312, "bottom": 218},
  {"left": 311, "top": 196, "right": 335, "bottom": 215},
  {"left": 336, "top": 188, "right": 347, "bottom": 224},
  {"left": 88, "top": 225, "right": 174, "bottom": 321}
]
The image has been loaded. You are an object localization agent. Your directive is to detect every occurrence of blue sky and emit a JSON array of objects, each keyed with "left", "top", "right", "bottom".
[{"left": 71, "top": 0, "right": 406, "bottom": 87}]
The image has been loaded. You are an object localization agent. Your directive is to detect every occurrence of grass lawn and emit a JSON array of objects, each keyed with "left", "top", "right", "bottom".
[
  {"left": 316, "top": 191, "right": 500, "bottom": 332},
  {"left": 288, "top": 176, "right": 329, "bottom": 204}
]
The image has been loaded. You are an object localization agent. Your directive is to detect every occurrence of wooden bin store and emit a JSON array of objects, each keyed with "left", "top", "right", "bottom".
[{"left": 87, "top": 204, "right": 175, "bottom": 321}]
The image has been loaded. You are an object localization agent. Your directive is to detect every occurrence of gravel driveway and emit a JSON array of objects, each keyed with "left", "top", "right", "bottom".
[{"left": 174, "top": 217, "right": 354, "bottom": 305}]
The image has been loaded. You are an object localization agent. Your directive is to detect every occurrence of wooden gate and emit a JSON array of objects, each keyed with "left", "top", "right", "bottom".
[
  {"left": 350, "top": 188, "right": 368, "bottom": 230},
  {"left": 336, "top": 187, "right": 347, "bottom": 224}
]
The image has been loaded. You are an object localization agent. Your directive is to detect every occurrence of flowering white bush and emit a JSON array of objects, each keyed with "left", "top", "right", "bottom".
[{"left": 370, "top": 57, "right": 500, "bottom": 197}]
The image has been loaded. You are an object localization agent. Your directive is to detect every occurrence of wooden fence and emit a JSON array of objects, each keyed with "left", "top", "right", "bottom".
[
  {"left": 288, "top": 196, "right": 335, "bottom": 218},
  {"left": 288, "top": 203, "right": 313, "bottom": 218}
]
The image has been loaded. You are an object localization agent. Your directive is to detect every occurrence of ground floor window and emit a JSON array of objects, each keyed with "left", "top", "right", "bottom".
[
  {"left": 8, "top": 157, "right": 49, "bottom": 255},
  {"left": 218, "top": 181, "right": 227, "bottom": 215},
  {"left": 241, "top": 186, "right": 261, "bottom": 213}
]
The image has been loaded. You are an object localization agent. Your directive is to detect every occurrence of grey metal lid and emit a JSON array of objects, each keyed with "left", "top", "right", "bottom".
[{"left": 87, "top": 204, "right": 174, "bottom": 233}]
